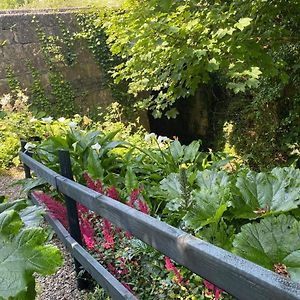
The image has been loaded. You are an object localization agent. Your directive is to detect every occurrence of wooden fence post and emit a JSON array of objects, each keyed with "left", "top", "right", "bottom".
[
  {"left": 58, "top": 149, "right": 91, "bottom": 290},
  {"left": 20, "top": 139, "right": 31, "bottom": 179}
]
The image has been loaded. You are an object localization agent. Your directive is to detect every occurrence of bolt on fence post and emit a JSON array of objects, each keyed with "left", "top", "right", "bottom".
[
  {"left": 20, "top": 139, "right": 31, "bottom": 179},
  {"left": 58, "top": 149, "right": 91, "bottom": 290}
]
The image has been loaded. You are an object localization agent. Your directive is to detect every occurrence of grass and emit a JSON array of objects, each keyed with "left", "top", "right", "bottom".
[{"left": 0, "top": 0, "right": 123, "bottom": 10}]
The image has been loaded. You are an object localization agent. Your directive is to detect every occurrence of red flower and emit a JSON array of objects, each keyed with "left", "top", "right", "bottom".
[
  {"left": 33, "top": 191, "right": 68, "bottom": 229},
  {"left": 83, "top": 172, "right": 98, "bottom": 191},
  {"left": 164, "top": 256, "right": 184, "bottom": 284},
  {"left": 137, "top": 198, "right": 149, "bottom": 215},
  {"left": 128, "top": 187, "right": 143, "bottom": 208},
  {"left": 79, "top": 217, "right": 96, "bottom": 250},
  {"left": 102, "top": 219, "right": 115, "bottom": 249},
  {"left": 203, "top": 280, "right": 223, "bottom": 300},
  {"left": 106, "top": 186, "right": 120, "bottom": 200}
]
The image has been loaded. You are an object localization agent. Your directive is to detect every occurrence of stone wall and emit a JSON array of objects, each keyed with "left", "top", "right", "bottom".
[{"left": 0, "top": 9, "right": 114, "bottom": 114}]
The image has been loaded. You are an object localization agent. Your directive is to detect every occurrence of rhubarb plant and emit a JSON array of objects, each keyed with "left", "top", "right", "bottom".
[
  {"left": 233, "top": 215, "right": 300, "bottom": 282},
  {"left": 0, "top": 198, "right": 62, "bottom": 300},
  {"left": 232, "top": 167, "right": 300, "bottom": 219}
]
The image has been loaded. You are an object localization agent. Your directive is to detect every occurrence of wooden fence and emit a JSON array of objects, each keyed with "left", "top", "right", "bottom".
[{"left": 19, "top": 146, "right": 300, "bottom": 300}]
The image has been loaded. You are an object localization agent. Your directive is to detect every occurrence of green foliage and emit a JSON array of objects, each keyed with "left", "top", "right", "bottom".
[
  {"left": 27, "top": 63, "right": 51, "bottom": 114},
  {"left": 94, "top": 0, "right": 300, "bottom": 168},
  {"left": 31, "top": 17, "right": 78, "bottom": 117},
  {"left": 21, "top": 117, "right": 300, "bottom": 298},
  {"left": 5, "top": 67, "right": 21, "bottom": 97},
  {"left": 76, "top": 12, "right": 134, "bottom": 114},
  {"left": 100, "top": 0, "right": 276, "bottom": 116},
  {"left": 233, "top": 215, "right": 300, "bottom": 282},
  {"left": 0, "top": 197, "right": 62, "bottom": 300},
  {"left": 232, "top": 167, "right": 300, "bottom": 219}
]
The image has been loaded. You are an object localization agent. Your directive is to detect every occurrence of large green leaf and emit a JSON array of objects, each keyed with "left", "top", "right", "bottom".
[
  {"left": 0, "top": 210, "right": 62, "bottom": 299},
  {"left": 125, "top": 166, "right": 139, "bottom": 193},
  {"left": 184, "top": 170, "right": 231, "bottom": 229},
  {"left": 198, "top": 219, "right": 235, "bottom": 251},
  {"left": 87, "top": 150, "right": 104, "bottom": 179},
  {"left": 232, "top": 167, "right": 300, "bottom": 219},
  {"left": 19, "top": 206, "right": 44, "bottom": 227},
  {"left": 233, "top": 215, "right": 300, "bottom": 283},
  {"left": 169, "top": 140, "right": 184, "bottom": 161},
  {"left": 182, "top": 141, "right": 200, "bottom": 163},
  {"left": 160, "top": 170, "right": 194, "bottom": 213}
]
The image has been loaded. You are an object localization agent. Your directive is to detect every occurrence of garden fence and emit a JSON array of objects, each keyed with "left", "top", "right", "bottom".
[{"left": 19, "top": 143, "right": 300, "bottom": 300}]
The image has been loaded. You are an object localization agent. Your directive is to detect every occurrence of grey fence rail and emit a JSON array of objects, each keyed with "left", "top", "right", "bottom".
[{"left": 19, "top": 150, "right": 300, "bottom": 300}]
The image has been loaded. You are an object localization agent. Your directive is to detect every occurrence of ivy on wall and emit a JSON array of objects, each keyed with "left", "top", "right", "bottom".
[
  {"left": 31, "top": 16, "right": 78, "bottom": 117},
  {"left": 76, "top": 12, "right": 135, "bottom": 116}
]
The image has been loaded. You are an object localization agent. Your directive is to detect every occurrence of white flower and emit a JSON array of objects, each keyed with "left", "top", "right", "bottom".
[
  {"left": 58, "top": 117, "right": 66, "bottom": 122},
  {"left": 29, "top": 117, "right": 37, "bottom": 123},
  {"left": 157, "top": 135, "right": 170, "bottom": 144},
  {"left": 91, "top": 143, "right": 101, "bottom": 152},
  {"left": 42, "top": 116, "right": 53, "bottom": 123},
  {"left": 144, "top": 133, "right": 157, "bottom": 142},
  {"left": 24, "top": 142, "right": 36, "bottom": 150},
  {"left": 68, "top": 121, "right": 77, "bottom": 128},
  {"left": 0, "top": 94, "right": 11, "bottom": 106}
]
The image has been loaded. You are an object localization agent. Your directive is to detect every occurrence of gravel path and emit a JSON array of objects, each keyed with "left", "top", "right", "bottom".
[
  {"left": 0, "top": 168, "right": 24, "bottom": 199},
  {"left": 0, "top": 168, "right": 88, "bottom": 300}
]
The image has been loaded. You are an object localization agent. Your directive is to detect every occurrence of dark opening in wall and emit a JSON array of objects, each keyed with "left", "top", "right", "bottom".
[{"left": 147, "top": 83, "right": 227, "bottom": 150}]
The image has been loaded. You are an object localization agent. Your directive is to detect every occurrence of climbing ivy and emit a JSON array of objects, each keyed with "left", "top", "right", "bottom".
[
  {"left": 5, "top": 66, "right": 21, "bottom": 97},
  {"left": 27, "top": 62, "right": 51, "bottom": 115},
  {"left": 31, "top": 16, "right": 78, "bottom": 117},
  {"left": 76, "top": 12, "right": 135, "bottom": 113}
]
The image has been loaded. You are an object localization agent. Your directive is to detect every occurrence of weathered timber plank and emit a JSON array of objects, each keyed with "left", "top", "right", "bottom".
[
  {"left": 19, "top": 152, "right": 60, "bottom": 187},
  {"left": 29, "top": 193, "right": 137, "bottom": 300}
]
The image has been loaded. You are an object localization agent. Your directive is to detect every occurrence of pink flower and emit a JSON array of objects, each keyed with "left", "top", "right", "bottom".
[
  {"left": 33, "top": 191, "right": 68, "bottom": 229},
  {"left": 83, "top": 172, "right": 98, "bottom": 191},
  {"left": 95, "top": 179, "right": 103, "bottom": 193},
  {"left": 102, "top": 219, "right": 115, "bottom": 249},
  {"left": 79, "top": 217, "right": 96, "bottom": 250},
  {"left": 203, "top": 280, "right": 223, "bottom": 300},
  {"left": 77, "top": 203, "right": 89, "bottom": 215},
  {"left": 137, "top": 198, "right": 149, "bottom": 214},
  {"left": 164, "top": 256, "right": 184, "bottom": 284},
  {"left": 106, "top": 186, "right": 120, "bottom": 200},
  {"left": 165, "top": 257, "right": 174, "bottom": 271},
  {"left": 127, "top": 187, "right": 143, "bottom": 208}
]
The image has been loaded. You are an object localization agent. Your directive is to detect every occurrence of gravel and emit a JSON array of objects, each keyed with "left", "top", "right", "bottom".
[
  {"left": 35, "top": 240, "right": 83, "bottom": 300},
  {"left": 0, "top": 167, "right": 89, "bottom": 300}
]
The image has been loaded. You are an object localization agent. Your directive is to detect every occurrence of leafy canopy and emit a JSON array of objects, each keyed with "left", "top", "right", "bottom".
[{"left": 101, "top": 0, "right": 299, "bottom": 117}]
